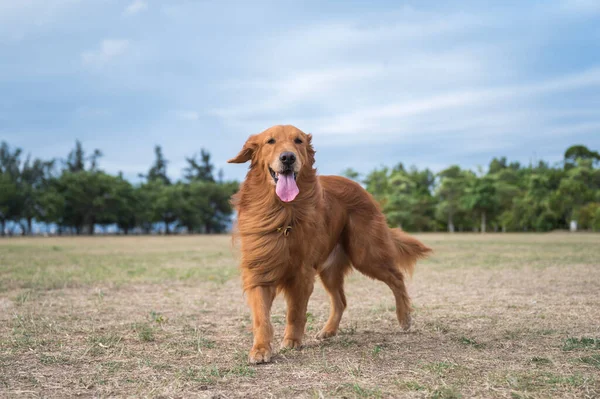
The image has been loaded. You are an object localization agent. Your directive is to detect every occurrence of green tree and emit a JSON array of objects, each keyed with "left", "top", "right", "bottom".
[
  {"left": 500, "top": 171, "right": 560, "bottom": 232},
  {"left": 140, "top": 180, "right": 179, "bottom": 234},
  {"left": 66, "top": 140, "right": 102, "bottom": 172},
  {"left": 341, "top": 168, "right": 360, "bottom": 182},
  {"left": 2, "top": 138, "right": 598, "bottom": 235},
  {"left": 20, "top": 157, "right": 55, "bottom": 234},
  {"left": 488, "top": 156, "right": 508, "bottom": 174},
  {"left": 364, "top": 167, "right": 390, "bottom": 204},
  {"left": 0, "top": 142, "right": 23, "bottom": 234},
  {"left": 552, "top": 158, "right": 600, "bottom": 227},
  {"left": 176, "top": 180, "right": 238, "bottom": 233},
  {"left": 0, "top": 142, "right": 22, "bottom": 177},
  {"left": 435, "top": 166, "right": 468, "bottom": 232},
  {"left": 363, "top": 164, "right": 434, "bottom": 231},
  {"left": 490, "top": 167, "right": 521, "bottom": 232},
  {"left": 0, "top": 172, "right": 18, "bottom": 235},
  {"left": 146, "top": 145, "right": 170, "bottom": 185},
  {"left": 57, "top": 171, "right": 122, "bottom": 235},
  {"left": 111, "top": 176, "right": 140, "bottom": 234},
  {"left": 564, "top": 145, "right": 600, "bottom": 169},
  {"left": 184, "top": 149, "right": 215, "bottom": 182},
  {"left": 578, "top": 202, "right": 600, "bottom": 231},
  {"left": 462, "top": 173, "right": 497, "bottom": 233},
  {"left": 36, "top": 180, "right": 66, "bottom": 233}
]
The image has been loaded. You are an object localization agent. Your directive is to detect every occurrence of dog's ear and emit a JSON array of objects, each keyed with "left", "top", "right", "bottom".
[
  {"left": 306, "top": 133, "right": 316, "bottom": 166},
  {"left": 228, "top": 135, "right": 258, "bottom": 164}
]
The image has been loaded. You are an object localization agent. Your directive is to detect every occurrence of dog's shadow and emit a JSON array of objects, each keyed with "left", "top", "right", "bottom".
[{"left": 269, "top": 329, "right": 417, "bottom": 364}]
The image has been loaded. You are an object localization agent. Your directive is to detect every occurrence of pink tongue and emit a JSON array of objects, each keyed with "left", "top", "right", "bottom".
[{"left": 275, "top": 173, "right": 299, "bottom": 202}]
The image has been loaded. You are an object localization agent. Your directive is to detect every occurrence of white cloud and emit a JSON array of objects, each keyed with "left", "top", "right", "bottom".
[
  {"left": 5, "top": 1, "right": 599, "bottom": 179},
  {"left": 211, "top": 65, "right": 384, "bottom": 119},
  {"left": 124, "top": 0, "right": 147, "bottom": 16},
  {"left": 254, "top": 10, "right": 484, "bottom": 70},
  {"left": 75, "top": 106, "right": 111, "bottom": 118},
  {"left": 81, "top": 39, "right": 130, "bottom": 66},
  {"left": 0, "top": 0, "right": 80, "bottom": 19},
  {"left": 201, "top": 5, "right": 587, "bottom": 152},
  {"left": 210, "top": 9, "right": 503, "bottom": 132},
  {"left": 174, "top": 110, "right": 200, "bottom": 121},
  {"left": 560, "top": 0, "right": 600, "bottom": 14},
  {"left": 546, "top": 121, "right": 600, "bottom": 137},
  {"left": 0, "top": 0, "right": 81, "bottom": 41},
  {"left": 313, "top": 67, "right": 600, "bottom": 136},
  {"left": 211, "top": 62, "right": 600, "bottom": 162}
]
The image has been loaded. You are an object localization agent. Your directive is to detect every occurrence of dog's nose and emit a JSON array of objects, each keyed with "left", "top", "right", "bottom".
[{"left": 279, "top": 152, "right": 296, "bottom": 166}]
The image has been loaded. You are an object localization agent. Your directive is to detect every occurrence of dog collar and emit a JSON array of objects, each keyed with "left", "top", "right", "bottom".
[{"left": 276, "top": 225, "right": 292, "bottom": 237}]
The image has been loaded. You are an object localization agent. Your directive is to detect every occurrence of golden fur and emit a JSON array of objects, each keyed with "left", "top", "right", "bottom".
[{"left": 228, "top": 125, "right": 431, "bottom": 364}]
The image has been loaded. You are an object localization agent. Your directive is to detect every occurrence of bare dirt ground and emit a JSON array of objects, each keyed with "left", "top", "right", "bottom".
[{"left": 1, "top": 233, "right": 599, "bottom": 398}]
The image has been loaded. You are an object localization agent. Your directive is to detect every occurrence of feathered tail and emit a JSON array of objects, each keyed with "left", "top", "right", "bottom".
[{"left": 390, "top": 228, "right": 432, "bottom": 277}]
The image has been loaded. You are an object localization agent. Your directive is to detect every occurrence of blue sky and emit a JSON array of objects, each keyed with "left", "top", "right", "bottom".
[{"left": 1, "top": 0, "right": 599, "bottom": 182}]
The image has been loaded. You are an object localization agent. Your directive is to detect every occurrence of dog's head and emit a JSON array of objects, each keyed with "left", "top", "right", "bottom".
[{"left": 228, "top": 125, "right": 315, "bottom": 203}]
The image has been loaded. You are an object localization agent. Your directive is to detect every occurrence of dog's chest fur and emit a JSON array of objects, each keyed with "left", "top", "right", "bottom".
[
  {"left": 236, "top": 197, "right": 332, "bottom": 287},
  {"left": 242, "top": 204, "right": 327, "bottom": 266}
]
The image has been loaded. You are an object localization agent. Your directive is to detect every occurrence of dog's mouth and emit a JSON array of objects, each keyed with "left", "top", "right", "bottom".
[
  {"left": 269, "top": 167, "right": 299, "bottom": 202},
  {"left": 269, "top": 167, "right": 297, "bottom": 183}
]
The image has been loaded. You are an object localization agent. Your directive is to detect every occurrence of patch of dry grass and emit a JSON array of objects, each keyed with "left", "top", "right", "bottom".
[{"left": 1, "top": 233, "right": 599, "bottom": 398}]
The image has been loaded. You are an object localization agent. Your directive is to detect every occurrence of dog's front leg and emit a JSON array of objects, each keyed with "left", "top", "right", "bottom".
[
  {"left": 281, "top": 276, "right": 314, "bottom": 350},
  {"left": 247, "top": 285, "right": 276, "bottom": 364}
]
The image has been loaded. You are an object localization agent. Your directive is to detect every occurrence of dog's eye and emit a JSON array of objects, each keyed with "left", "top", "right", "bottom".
[
  {"left": 294, "top": 138, "right": 303, "bottom": 144},
  {"left": 267, "top": 138, "right": 275, "bottom": 144}
]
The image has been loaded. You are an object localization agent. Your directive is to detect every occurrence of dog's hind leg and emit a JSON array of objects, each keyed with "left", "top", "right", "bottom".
[
  {"left": 316, "top": 248, "right": 351, "bottom": 339},
  {"left": 344, "top": 225, "right": 413, "bottom": 330},
  {"left": 353, "top": 259, "right": 412, "bottom": 330},
  {"left": 342, "top": 211, "right": 428, "bottom": 331}
]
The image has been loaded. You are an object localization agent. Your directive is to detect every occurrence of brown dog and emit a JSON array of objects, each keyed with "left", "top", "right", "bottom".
[{"left": 228, "top": 125, "right": 431, "bottom": 364}]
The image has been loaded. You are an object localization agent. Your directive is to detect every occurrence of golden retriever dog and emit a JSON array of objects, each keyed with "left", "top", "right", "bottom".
[{"left": 228, "top": 125, "right": 431, "bottom": 364}]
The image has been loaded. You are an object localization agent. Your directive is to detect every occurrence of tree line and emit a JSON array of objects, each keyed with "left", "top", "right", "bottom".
[
  {"left": 0, "top": 141, "right": 238, "bottom": 235},
  {"left": 1, "top": 141, "right": 599, "bottom": 236},
  {"left": 343, "top": 144, "right": 600, "bottom": 232}
]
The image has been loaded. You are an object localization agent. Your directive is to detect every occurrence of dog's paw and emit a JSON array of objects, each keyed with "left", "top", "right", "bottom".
[
  {"left": 399, "top": 312, "right": 412, "bottom": 331},
  {"left": 248, "top": 346, "right": 272, "bottom": 364},
  {"left": 280, "top": 338, "right": 303, "bottom": 350},
  {"left": 315, "top": 329, "right": 337, "bottom": 339}
]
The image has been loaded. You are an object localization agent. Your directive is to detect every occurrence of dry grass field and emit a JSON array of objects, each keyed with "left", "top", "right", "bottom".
[{"left": 1, "top": 233, "right": 599, "bottom": 398}]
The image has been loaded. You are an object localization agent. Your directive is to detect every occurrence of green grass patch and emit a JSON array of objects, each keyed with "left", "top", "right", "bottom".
[
  {"left": 101, "top": 361, "right": 124, "bottom": 373},
  {"left": 132, "top": 323, "right": 155, "bottom": 342},
  {"left": 574, "top": 354, "right": 600, "bottom": 369},
  {"left": 0, "top": 237, "right": 237, "bottom": 291},
  {"left": 372, "top": 344, "right": 383, "bottom": 356},
  {"left": 179, "top": 364, "right": 255, "bottom": 385},
  {"left": 180, "top": 366, "right": 221, "bottom": 384},
  {"left": 506, "top": 371, "right": 593, "bottom": 392},
  {"left": 180, "top": 325, "right": 216, "bottom": 350},
  {"left": 424, "top": 320, "right": 450, "bottom": 333},
  {"left": 88, "top": 333, "right": 122, "bottom": 356},
  {"left": 529, "top": 356, "right": 552, "bottom": 366},
  {"left": 431, "top": 387, "right": 462, "bottom": 399},
  {"left": 14, "top": 290, "right": 38, "bottom": 305},
  {"left": 149, "top": 310, "right": 166, "bottom": 324},
  {"left": 398, "top": 380, "right": 426, "bottom": 391},
  {"left": 456, "top": 336, "right": 484, "bottom": 349},
  {"left": 338, "top": 383, "right": 382, "bottom": 398},
  {"left": 562, "top": 337, "right": 600, "bottom": 351},
  {"left": 89, "top": 333, "right": 122, "bottom": 348},
  {"left": 338, "top": 336, "right": 358, "bottom": 348},
  {"left": 39, "top": 354, "right": 70, "bottom": 365},
  {"left": 422, "top": 361, "right": 456, "bottom": 374}
]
